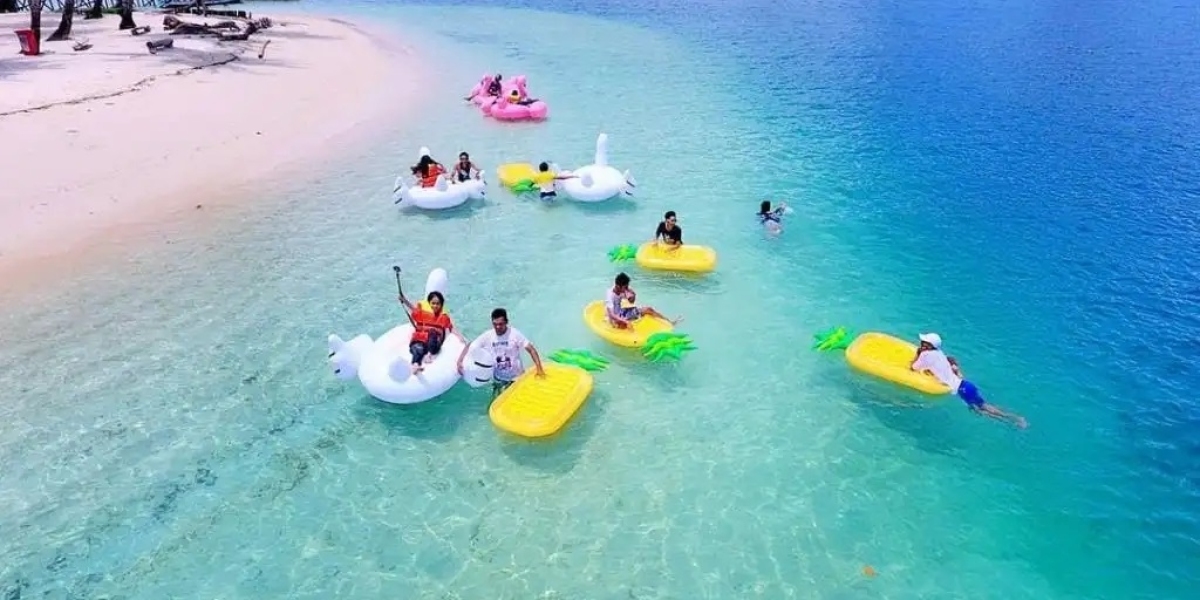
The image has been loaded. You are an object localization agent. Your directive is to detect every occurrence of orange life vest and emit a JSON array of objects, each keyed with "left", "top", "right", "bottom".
[
  {"left": 420, "top": 164, "right": 445, "bottom": 188},
  {"left": 411, "top": 306, "right": 452, "bottom": 343}
]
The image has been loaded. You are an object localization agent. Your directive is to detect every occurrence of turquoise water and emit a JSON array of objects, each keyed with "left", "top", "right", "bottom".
[{"left": 3, "top": 1, "right": 1198, "bottom": 598}]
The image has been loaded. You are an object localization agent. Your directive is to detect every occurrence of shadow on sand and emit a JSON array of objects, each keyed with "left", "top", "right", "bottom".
[{"left": 0, "top": 53, "right": 65, "bottom": 85}]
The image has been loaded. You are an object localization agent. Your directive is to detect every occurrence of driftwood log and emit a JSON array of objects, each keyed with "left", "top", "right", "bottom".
[
  {"left": 146, "top": 38, "right": 174, "bottom": 54},
  {"left": 161, "top": 15, "right": 271, "bottom": 40}
]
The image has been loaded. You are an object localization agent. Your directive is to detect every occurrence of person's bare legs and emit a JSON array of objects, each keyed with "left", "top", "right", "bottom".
[
  {"left": 974, "top": 404, "right": 1027, "bottom": 429},
  {"left": 640, "top": 306, "right": 683, "bottom": 325}
]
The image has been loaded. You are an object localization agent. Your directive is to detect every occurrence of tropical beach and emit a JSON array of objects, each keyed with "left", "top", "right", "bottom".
[
  {"left": 2, "top": 1, "right": 1199, "bottom": 599},
  {"left": 0, "top": 6, "right": 416, "bottom": 285}
]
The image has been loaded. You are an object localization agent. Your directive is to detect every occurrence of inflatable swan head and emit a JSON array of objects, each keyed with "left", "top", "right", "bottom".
[
  {"left": 328, "top": 333, "right": 373, "bottom": 381},
  {"left": 594, "top": 133, "right": 610, "bottom": 167}
]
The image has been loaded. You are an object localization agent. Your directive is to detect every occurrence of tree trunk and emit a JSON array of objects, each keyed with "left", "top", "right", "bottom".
[
  {"left": 47, "top": 0, "right": 77, "bottom": 41},
  {"left": 86, "top": 0, "right": 104, "bottom": 20},
  {"left": 118, "top": 0, "right": 137, "bottom": 30},
  {"left": 30, "top": 0, "right": 43, "bottom": 50},
  {"left": 198, "top": 0, "right": 207, "bottom": 17}
]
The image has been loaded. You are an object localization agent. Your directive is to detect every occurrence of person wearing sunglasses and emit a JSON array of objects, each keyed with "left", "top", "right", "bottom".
[
  {"left": 654, "top": 211, "right": 683, "bottom": 248},
  {"left": 453, "top": 152, "right": 481, "bottom": 182}
]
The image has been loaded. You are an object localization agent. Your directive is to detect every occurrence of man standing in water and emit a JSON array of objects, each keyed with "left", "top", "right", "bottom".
[
  {"left": 457, "top": 308, "right": 546, "bottom": 398},
  {"left": 911, "top": 333, "right": 1028, "bottom": 429}
]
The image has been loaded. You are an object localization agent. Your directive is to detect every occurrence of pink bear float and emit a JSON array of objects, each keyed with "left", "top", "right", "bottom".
[{"left": 466, "top": 73, "right": 549, "bottom": 121}]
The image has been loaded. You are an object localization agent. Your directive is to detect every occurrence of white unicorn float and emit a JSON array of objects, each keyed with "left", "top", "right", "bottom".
[
  {"left": 327, "top": 268, "right": 495, "bottom": 405},
  {"left": 393, "top": 146, "right": 487, "bottom": 210},
  {"left": 555, "top": 133, "right": 636, "bottom": 202}
]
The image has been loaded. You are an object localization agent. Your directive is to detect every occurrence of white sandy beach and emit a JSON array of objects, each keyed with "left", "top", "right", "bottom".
[{"left": 0, "top": 10, "right": 424, "bottom": 283}]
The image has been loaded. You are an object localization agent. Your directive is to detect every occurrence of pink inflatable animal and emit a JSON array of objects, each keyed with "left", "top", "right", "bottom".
[
  {"left": 466, "top": 73, "right": 499, "bottom": 107},
  {"left": 480, "top": 75, "right": 549, "bottom": 121}
]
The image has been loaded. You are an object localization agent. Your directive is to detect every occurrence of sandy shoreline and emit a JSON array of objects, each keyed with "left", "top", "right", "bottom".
[{"left": 0, "top": 10, "right": 424, "bottom": 286}]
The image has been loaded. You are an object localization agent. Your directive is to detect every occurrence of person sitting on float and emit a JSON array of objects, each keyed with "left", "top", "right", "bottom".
[
  {"left": 398, "top": 290, "right": 465, "bottom": 374},
  {"left": 410, "top": 155, "right": 447, "bottom": 188}
]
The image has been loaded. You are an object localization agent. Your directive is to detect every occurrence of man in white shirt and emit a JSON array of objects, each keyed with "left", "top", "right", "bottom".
[
  {"left": 457, "top": 308, "right": 546, "bottom": 397},
  {"left": 911, "top": 332, "right": 1027, "bottom": 429},
  {"left": 605, "top": 272, "right": 679, "bottom": 329}
]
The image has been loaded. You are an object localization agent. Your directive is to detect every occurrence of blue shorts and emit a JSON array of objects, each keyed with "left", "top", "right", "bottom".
[
  {"left": 956, "top": 380, "right": 985, "bottom": 408},
  {"left": 619, "top": 307, "right": 642, "bottom": 321}
]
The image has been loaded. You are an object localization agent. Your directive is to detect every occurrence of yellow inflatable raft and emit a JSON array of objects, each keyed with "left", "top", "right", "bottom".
[
  {"left": 582, "top": 300, "right": 673, "bottom": 348},
  {"left": 497, "top": 163, "right": 537, "bottom": 188},
  {"left": 488, "top": 363, "right": 594, "bottom": 438},
  {"left": 635, "top": 242, "right": 718, "bottom": 274},
  {"left": 844, "top": 332, "right": 952, "bottom": 395}
]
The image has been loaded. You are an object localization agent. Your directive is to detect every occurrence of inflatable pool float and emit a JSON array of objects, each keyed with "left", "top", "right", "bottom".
[
  {"left": 466, "top": 73, "right": 498, "bottom": 107},
  {"left": 393, "top": 146, "right": 487, "bottom": 210},
  {"left": 844, "top": 332, "right": 952, "bottom": 395},
  {"left": 497, "top": 162, "right": 538, "bottom": 189},
  {"left": 581, "top": 300, "right": 673, "bottom": 348},
  {"left": 488, "top": 363, "right": 594, "bottom": 438},
  {"left": 558, "top": 133, "right": 636, "bottom": 202},
  {"left": 327, "top": 268, "right": 493, "bottom": 404},
  {"left": 480, "top": 75, "right": 548, "bottom": 121},
  {"left": 635, "top": 242, "right": 718, "bottom": 274}
]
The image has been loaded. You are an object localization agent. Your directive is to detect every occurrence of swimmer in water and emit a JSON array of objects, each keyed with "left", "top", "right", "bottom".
[
  {"left": 758, "top": 200, "right": 787, "bottom": 235},
  {"left": 911, "top": 333, "right": 1028, "bottom": 429}
]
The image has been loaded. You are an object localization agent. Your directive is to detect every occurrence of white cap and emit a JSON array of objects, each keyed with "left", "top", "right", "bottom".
[{"left": 918, "top": 333, "right": 942, "bottom": 349}]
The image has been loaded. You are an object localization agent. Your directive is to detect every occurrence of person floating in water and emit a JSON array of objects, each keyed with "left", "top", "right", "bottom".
[
  {"left": 532, "top": 162, "right": 576, "bottom": 200},
  {"left": 604, "top": 272, "right": 680, "bottom": 330},
  {"left": 757, "top": 200, "right": 787, "bottom": 235},
  {"left": 911, "top": 333, "right": 1028, "bottom": 429},
  {"left": 654, "top": 210, "right": 683, "bottom": 248}
]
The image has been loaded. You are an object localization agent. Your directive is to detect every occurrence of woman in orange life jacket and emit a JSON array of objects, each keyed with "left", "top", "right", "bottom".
[
  {"left": 410, "top": 154, "right": 447, "bottom": 189},
  {"left": 398, "top": 290, "right": 465, "bottom": 374}
]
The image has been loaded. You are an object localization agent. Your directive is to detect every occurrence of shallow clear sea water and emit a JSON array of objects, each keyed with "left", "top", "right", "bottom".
[{"left": 2, "top": 1, "right": 1199, "bottom": 598}]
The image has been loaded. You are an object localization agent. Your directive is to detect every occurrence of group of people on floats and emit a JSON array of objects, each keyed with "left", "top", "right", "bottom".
[
  {"left": 463, "top": 73, "right": 540, "bottom": 106},
  {"left": 410, "top": 151, "right": 483, "bottom": 188},
  {"left": 398, "top": 287, "right": 547, "bottom": 398}
]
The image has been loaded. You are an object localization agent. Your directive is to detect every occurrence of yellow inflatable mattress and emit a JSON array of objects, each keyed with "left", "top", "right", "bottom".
[
  {"left": 488, "top": 363, "right": 594, "bottom": 438},
  {"left": 497, "top": 162, "right": 537, "bottom": 188},
  {"left": 582, "top": 300, "right": 673, "bottom": 348},
  {"left": 635, "top": 242, "right": 718, "bottom": 274},
  {"left": 844, "top": 332, "right": 952, "bottom": 395}
]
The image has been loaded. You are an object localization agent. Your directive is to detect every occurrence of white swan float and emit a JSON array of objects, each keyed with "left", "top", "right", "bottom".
[
  {"left": 327, "top": 268, "right": 495, "bottom": 404},
  {"left": 393, "top": 146, "right": 487, "bottom": 210},
  {"left": 556, "top": 133, "right": 636, "bottom": 202}
]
